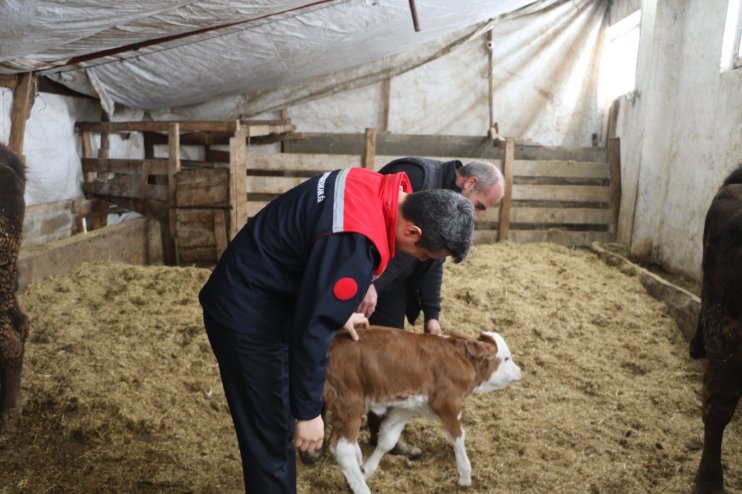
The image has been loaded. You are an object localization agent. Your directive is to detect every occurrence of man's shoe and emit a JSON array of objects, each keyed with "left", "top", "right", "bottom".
[
  {"left": 299, "top": 448, "right": 324, "bottom": 466},
  {"left": 389, "top": 439, "right": 423, "bottom": 461}
]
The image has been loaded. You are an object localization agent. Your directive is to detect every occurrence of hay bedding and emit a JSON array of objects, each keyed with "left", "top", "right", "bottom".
[{"left": 1, "top": 242, "right": 740, "bottom": 493}]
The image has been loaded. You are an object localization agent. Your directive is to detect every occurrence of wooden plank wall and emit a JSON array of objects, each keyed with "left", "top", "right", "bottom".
[
  {"left": 77, "top": 119, "right": 291, "bottom": 265},
  {"left": 243, "top": 150, "right": 614, "bottom": 247}
]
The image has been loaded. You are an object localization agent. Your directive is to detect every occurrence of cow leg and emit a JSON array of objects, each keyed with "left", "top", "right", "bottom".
[
  {"left": 331, "top": 436, "right": 371, "bottom": 494},
  {"left": 363, "top": 407, "right": 413, "bottom": 480},
  {"left": 693, "top": 364, "right": 740, "bottom": 494},
  {"left": 0, "top": 364, "right": 22, "bottom": 436},
  {"left": 0, "top": 312, "right": 27, "bottom": 437},
  {"left": 689, "top": 316, "right": 706, "bottom": 359}
]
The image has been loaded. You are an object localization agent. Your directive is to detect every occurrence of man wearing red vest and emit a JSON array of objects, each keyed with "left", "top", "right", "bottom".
[{"left": 199, "top": 167, "right": 475, "bottom": 493}]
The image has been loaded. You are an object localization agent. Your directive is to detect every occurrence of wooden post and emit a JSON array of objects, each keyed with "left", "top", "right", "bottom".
[
  {"left": 162, "top": 122, "right": 181, "bottom": 265},
  {"left": 362, "top": 128, "right": 377, "bottom": 169},
  {"left": 97, "top": 112, "right": 111, "bottom": 188},
  {"left": 213, "top": 210, "right": 228, "bottom": 260},
  {"left": 143, "top": 132, "right": 155, "bottom": 159},
  {"left": 498, "top": 138, "right": 514, "bottom": 241},
  {"left": 381, "top": 78, "right": 391, "bottom": 133},
  {"left": 8, "top": 73, "right": 35, "bottom": 159},
  {"left": 229, "top": 121, "right": 248, "bottom": 241},
  {"left": 487, "top": 30, "right": 495, "bottom": 138},
  {"left": 608, "top": 137, "right": 622, "bottom": 238},
  {"left": 80, "top": 130, "right": 97, "bottom": 184}
]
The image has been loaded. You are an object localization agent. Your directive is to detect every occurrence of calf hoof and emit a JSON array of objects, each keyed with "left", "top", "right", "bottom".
[
  {"left": 299, "top": 448, "right": 324, "bottom": 466},
  {"left": 458, "top": 476, "right": 472, "bottom": 487},
  {"left": 390, "top": 440, "right": 423, "bottom": 461}
]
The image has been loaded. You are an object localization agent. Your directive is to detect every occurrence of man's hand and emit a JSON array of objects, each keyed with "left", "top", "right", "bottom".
[
  {"left": 295, "top": 415, "right": 324, "bottom": 452},
  {"left": 343, "top": 312, "right": 369, "bottom": 341},
  {"left": 424, "top": 319, "right": 442, "bottom": 336},
  {"left": 356, "top": 284, "right": 378, "bottom": 317}
]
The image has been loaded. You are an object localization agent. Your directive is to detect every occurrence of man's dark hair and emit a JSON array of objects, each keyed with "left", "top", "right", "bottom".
[
  {"left": 400, "top": 189, "right": 474, "bottom": 263},
  {"left": 460, "top": 161, "right": 502, "bottom": 193}
]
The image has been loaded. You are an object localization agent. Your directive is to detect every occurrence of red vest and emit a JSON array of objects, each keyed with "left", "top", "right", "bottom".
[{"left": 331, "top": 168, "right": 411, "bottom": 275}]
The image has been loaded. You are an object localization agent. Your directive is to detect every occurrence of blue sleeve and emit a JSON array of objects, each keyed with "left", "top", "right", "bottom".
[
  {"left": 289, "top": 232, "right": 376, "bottom": 420},
  {"left": 418, "top": 258, "right": 444, "bottom": 322}
]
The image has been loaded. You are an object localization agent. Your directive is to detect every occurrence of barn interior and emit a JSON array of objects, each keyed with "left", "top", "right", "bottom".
[{"left": 1, "top": 0, "right": 741, "bottom": 493}]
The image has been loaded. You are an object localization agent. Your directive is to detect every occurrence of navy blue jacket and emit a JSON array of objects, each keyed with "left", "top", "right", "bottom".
[{"left": 199, "top": 168, "right": 410, "bottom": 420}]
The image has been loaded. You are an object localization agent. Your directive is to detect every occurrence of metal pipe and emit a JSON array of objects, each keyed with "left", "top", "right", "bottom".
[{"left": 408, "top": 0, "right": 421, "bottom": 32}]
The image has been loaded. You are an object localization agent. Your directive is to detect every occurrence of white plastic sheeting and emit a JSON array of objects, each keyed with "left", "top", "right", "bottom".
[
  {"left": 0, "top": 91, "right": 145, "bottom": 205},
  {"left": 1, "top": 0, "right": 610, "bottom": 206},
  {"left": 1, "top": 0, "right": 536, "bottom": 112},
  {"left": 1, "top": 90, "right": 90, "bottom": 205},
  {"left": 169, "top": 0, "right": 609, "bottom": 148}
]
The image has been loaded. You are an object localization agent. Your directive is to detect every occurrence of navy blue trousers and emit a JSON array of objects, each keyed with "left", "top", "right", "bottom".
[{"left": 204, "top": 312, "right": 296, "bottom": 494}]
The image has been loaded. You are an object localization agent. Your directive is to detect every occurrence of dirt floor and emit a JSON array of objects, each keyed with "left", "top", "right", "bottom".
[{"left": 1, "top": 241, "right": 740, "bottom": 494}]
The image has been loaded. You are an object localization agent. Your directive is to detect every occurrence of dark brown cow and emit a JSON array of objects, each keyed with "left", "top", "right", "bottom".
[
  {"left": 689, "top": 163, "right": 742, "bottom": 494},
  {"left": 0, "top": 143, "right": 28, "bottom": 437}
]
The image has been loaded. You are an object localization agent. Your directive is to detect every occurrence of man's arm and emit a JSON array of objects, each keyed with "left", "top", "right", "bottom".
[
  {"left": 416, "top": 259, "right": 444, "bottom": 334},
  {"left": 289, "top": 233, "right": 376, "bottom": 421},
  {"left": 357, "top": 252, "right": 417, "bottom": 316}
]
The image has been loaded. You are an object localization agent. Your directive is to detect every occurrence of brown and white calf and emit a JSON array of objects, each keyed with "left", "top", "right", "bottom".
[
  {"left": 323, "top": 326, "right": 521, "bottom": 494},
  {"left": 690, "top": 164, "right": 742, "bottom": 494}
]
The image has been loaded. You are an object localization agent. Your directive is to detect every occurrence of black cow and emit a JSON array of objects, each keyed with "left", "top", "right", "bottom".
[
  {"left": 690, "top": 163, "right": 742, "bottom": 494},
  {"left": 0, "top": 143, "right": 28, "bottom": 437}
]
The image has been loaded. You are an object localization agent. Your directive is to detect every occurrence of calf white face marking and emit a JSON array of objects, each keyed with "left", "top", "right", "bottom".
[{"left": 473, "top": 331, "right": 521, "bottom": 393}]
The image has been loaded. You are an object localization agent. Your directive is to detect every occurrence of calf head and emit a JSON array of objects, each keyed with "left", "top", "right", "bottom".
[{"left": 467, "top": 331, "right": 521, "bottom": 393}]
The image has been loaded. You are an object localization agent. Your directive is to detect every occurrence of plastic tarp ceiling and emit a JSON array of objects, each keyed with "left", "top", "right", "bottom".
[{"left": 1, "top": 0, "right": 537, "bottom": 112}]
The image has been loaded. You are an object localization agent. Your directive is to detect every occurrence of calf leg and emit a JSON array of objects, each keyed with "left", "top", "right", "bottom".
[
  {"left": 432, "top": 398, "right": 471, "bottom": 486},
  {"left": 693, "top": 364, "right": 740, "bottom": 494},
  {"left": 331, "top": 437, "right": 370, "bottom": 494},
  {"left": 363, "top": 407, "right": 414, "bottom": 480},
  {"left": 447, "top": 428, "right": 471, "bottom": 486}
]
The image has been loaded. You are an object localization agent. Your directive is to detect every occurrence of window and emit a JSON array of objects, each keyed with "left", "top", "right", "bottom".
[
  {"left": 721, "top": 0, "right": 742, "bottom": 70},
  {"left": 600, "top": 10, "right": 641, "bottom": 104}
]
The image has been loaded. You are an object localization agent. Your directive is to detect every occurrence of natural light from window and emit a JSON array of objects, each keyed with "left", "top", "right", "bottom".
[
  {"left": 600, "top": 10, "right": 641, "bottom": 106},
  {"left": 721, "top": 0, "right": 742, "bottom": 70}
]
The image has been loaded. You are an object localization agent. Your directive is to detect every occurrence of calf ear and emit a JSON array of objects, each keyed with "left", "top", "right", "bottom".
[{"left": 460, "top": 339, "right": 489, "bottom": 360}]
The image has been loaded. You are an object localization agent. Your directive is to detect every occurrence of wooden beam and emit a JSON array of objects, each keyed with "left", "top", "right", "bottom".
[
  {"left": 8, "top": 73, "right": 35, "bottom": 158},
  {"left": 362, "top": 128, "right": 377, "bottom": 169},
  {"left": 80, "top": 130, "right": 97, "bottom": 184},
  {"left": 98, "top": 112, "right": 110, "bottom": 161},
  {"left": 606, "top": 98, "right": 620, "bottom": 142},
  {"left": 0, "top": 75, "right": 17, "bottom": 90},
  {"left": 408, "top": 0, "right": 421, "bottom": 32},
  {"left": 81, "top": 157, "right": 215, "bottom": 176},
  {"left": 38, "top": 76, "right": 97, "bottom": 99},
  {"left": 381, "top": 78, "right": 391, "bottom": 133},
  {"left": 213, "top": 210, "right": 228, "bottom": 260},
  {"left": 608, "top": 137, "right": 622, "bottom": 237},
  {"left": 230, "top": 122, "right": 248, "bottom": 239},
  {"left": 164, "top": 122, "right": 181, "bottom": 265},
  {"left": 76, "top": 119, "right": 295, "bottom": 135},
  {"left": 487, "top": 30, "right": 495, "bottom": 134},
  {"left": 498, "top": 139, "right": 514, "bottom": 241}
]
